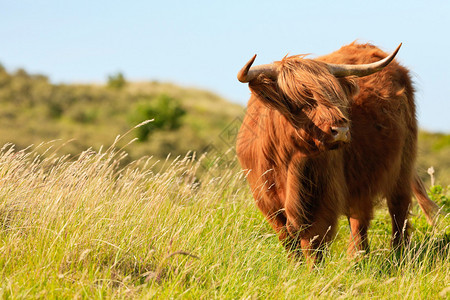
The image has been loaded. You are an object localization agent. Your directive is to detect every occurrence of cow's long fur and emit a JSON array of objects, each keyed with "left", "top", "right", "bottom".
[{"left": 236, "top": 42, "right": 439, "bottom": 263}]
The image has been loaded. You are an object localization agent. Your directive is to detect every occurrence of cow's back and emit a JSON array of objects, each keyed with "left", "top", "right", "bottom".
[{"left": 318, "top": 43, "right": 417, "bottom": 201}]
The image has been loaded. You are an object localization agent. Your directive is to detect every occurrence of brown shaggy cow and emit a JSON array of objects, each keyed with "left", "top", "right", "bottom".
[{"left": 236, "top": 42, "right": 439, "bottom": 265}]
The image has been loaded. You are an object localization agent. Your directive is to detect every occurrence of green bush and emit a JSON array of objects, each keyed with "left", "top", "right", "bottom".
[
  {"left": 68, "top": 106, "right": 99, "bottom": 123},
  {"left": 128, "top": 94, "right": 186, "bottom": 141},
  {"left": 107, "top": 72, "right": 126, "bottom": 89}
]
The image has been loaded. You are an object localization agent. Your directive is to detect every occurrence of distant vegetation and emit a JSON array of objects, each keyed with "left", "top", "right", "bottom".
[
  {"left": 0, "top": 64, "right": 448, "bottom": 183},
  {"left": 0, "top": 64, "right": 243, "bottom": 164},
  {"left": 417, "top": 131, "right": 450, "bottom": 185},
  {"left": 128, "top": 94, "right": 186, "bottom": 141},
  {"left": 107, "top": 72, "right": 127, "bottom": 90}
]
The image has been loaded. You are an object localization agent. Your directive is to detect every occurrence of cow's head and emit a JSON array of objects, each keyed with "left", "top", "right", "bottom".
[{"left": 238, "top": 44, "right": 401, "bottom": 155}]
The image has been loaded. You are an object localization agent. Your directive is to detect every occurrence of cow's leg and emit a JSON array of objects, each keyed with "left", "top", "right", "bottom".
[
  {"left": 265, "top": 207, "right": 289, "bottom": 240},
  {"left": 295, "top": 209, "right": 338, "bottom": 269},
  {"left": 347, "top": 217, "right": 370, "bottom": 256},
  {"left": 386, "top": 187, "right": 411, "bottom": 248},
  {"left": 347, "top": 202, "right": 373, "bottom": 256},
  {"left": 284, "top": 156, "right": 342, "bottom": 266},
  {"left": 288, "top": 201, "right": 338, "bottom": 269},
  {"left": 282, "top": 156, "right": 310, "bottom": 258},
  {"left": 263, "top": 206, "right": 305, "bottom": 257},
  {"left": 252, "top": 192, "right": 295, "bottom": 246},
  {"left": 385, "top": 134, "right": 415, "bottom": 249}
]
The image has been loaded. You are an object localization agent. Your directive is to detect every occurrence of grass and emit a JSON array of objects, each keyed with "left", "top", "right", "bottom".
[{"left": 0, "top": 137, "right": 448, "bottom": 299}]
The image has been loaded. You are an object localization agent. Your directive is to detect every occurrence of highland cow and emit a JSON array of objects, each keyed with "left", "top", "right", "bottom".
[{"left": 236, "top": 42, "right": 439, "bottom": 265}]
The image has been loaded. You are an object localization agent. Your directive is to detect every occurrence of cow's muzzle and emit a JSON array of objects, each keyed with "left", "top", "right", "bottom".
[{"left": 330, "top": 126, "right": 350, "bottom": 143}]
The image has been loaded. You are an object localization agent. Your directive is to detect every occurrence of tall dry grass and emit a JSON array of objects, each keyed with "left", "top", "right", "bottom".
[{"left": 0, "top": 138, "right": 448, "bottom": 298}]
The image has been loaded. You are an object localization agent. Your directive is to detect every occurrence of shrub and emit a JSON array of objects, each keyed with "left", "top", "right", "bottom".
[
  {"left": 128, "top": 94, "right": 186, "bottom": 141},
  {"left": 107, "top": 72, "right": 126, "bottom": 89}
]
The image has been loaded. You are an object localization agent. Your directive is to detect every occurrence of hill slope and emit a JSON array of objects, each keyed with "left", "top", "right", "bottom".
[
  {"left": 0, "top": 66, "right": 243, "bottom": 163},
  {"left": 0, "top": 65, "right": 448, "bottom": 184}
]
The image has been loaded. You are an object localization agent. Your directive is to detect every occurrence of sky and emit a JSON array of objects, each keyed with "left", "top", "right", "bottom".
[{"left": 1, "top": 0, "right": 449, "bottom": 132}]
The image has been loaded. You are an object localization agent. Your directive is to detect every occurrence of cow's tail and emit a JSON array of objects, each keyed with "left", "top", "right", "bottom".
[{"left": 412, "top": 172, "right": 441, "bottom": 225}]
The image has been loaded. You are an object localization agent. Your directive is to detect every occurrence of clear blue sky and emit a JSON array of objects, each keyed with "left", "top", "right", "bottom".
[{"left": 1, "top": 0, "right": 449, "bottom": 132}]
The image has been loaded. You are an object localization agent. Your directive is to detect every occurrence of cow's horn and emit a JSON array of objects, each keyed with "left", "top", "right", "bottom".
[
  {"left": 237, "top": 54, "right": 279, "bottom": 83},
  {"left": 326, "top": 43, "right": 402, "bottom": 78}
]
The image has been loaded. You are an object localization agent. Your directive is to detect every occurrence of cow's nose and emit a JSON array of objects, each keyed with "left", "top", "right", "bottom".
[{"left": 330, "top": 126, "right": 350, "bottom": 142}]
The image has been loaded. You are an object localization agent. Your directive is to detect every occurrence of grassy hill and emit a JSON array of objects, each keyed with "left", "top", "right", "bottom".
[
  {"left": 0, "top": 64, "right": 449, "bottom": 184},
  {"left": 0, "top": 66, "right": 243, "bottom": 165}
]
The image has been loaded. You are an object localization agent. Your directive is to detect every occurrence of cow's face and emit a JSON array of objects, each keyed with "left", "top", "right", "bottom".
[
  {"left": 248, "top": 58, "right": 357, "bottom": 155},
  {"left": 278, "top": 58, "right": 356, "bottom": 154}
]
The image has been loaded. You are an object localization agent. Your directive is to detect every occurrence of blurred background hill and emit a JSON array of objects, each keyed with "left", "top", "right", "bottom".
[
  {"left": 0, "top": 64, "right": 242, "bottom": 164},
  {"left": 0, "top": 64, "right": 448, "bottom": 185}
]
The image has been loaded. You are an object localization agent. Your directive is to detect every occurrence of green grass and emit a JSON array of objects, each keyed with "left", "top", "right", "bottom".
[{"left": 0, "top": 139, "right": 448, "bottom": 299}]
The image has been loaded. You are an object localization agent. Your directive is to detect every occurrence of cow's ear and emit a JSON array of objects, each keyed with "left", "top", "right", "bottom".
[{"left": 338, "top": 77, "right": 359, "bottom": 98}]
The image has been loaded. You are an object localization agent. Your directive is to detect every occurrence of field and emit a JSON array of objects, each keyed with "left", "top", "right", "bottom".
[
  {"left": 0, "top": 138, "right": 448, "bottom": 299},
  {"left": 0, "top": 66, "right": 449, "bottom": 298}
]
